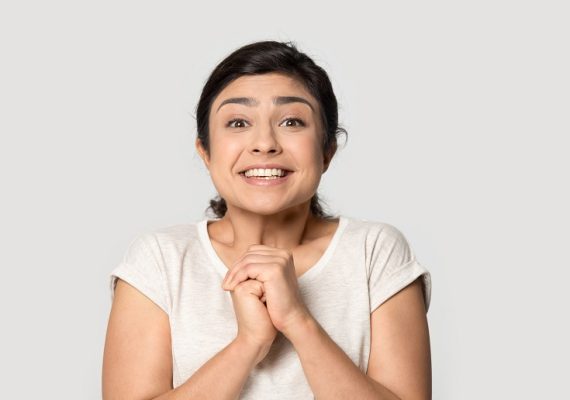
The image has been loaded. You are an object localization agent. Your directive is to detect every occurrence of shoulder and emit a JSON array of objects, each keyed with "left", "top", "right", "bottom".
[
  {"left": 123, "top": 221, "right": 204, "bottom": 266},
  {"left": 341, "top": 216, "right": 417, "bottom": 271},
  {"left": 342, "top": 215, "right": 408, "bottom": 244},
  {"left": 145, "top": 221, "right": 202, "bottom": 247}
]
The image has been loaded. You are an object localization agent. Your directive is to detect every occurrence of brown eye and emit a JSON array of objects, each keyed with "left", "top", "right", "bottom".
[
  {"left": 226, "top": 119, "right": 249, "bottom": 128},
  {"left": 281, "top": 118, "right": 306, "bottom": 127}
]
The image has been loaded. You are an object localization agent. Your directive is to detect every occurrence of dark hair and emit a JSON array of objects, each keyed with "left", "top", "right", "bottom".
[{"left": 195, "top": 40, "right": 348, "bottom": 219}]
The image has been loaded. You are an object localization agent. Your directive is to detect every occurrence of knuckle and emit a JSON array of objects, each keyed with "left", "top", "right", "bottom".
[{"left": 234, "top": 280, "right": 250, "bottom": 292}]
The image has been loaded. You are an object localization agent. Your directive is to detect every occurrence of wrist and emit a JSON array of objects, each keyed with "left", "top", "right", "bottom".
[
  {"left": 281, "top": 311, "right": 317, "bottom": 343},
  {"left": 234, "top": 335, "right": 273, "bottom": 365}
]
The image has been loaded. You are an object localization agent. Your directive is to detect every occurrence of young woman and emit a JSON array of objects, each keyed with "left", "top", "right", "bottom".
[{"left": 103, "top": 40, "right": 432, "bottom": 400}]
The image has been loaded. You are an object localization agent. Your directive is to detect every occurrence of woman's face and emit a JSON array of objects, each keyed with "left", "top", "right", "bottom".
[{"left": 196, "top": 72, "right": 333, "bottom": 216}]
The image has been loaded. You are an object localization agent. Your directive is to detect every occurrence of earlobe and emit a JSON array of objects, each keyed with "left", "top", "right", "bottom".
[
  {"left": 322, "top": 158, "right": 331, "bottom": 173},
  {"left": 322, "top": 145, "right": 337, "bottom": 173},
  {"left": 195, "top": 138, "right": 211, "bottom": 169}
]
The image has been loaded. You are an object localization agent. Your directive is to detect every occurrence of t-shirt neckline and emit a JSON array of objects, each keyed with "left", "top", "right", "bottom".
[{"left": 197, "top": 215, "right": 350, "bottom": 283}]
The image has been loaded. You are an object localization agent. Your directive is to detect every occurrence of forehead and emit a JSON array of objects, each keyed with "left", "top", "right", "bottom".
[{"left": 212, "top": 73, "right": 317, "bottom": 109}]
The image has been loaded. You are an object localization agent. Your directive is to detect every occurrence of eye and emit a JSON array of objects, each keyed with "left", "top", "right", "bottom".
[
  {"left": 226, "top": 118, "right": 249, "bottom": 129},
  {"left": 280, "top": 118, "right": 306, "bottom": 128}
]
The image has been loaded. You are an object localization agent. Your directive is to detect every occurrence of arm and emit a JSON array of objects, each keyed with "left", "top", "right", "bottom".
[
  {"left": 103, "top": 279, "right": 265, "bottom": 400},
  {"left": 282, "top": 277, "right": 430, "bottom": 400},
  {"left": 153, "top": 335, "right": 266, "bottom": 400}
]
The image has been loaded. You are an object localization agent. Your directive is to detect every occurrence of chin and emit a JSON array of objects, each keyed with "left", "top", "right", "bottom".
[
  {"left": 232, "top": 200, "right": 284, "bottom": 215},
  {"left": 245, "top": 201, "right": 311, "bottom": 217},
  {"left": 244, "top": 206, "right": 284, "bottom": 216}
]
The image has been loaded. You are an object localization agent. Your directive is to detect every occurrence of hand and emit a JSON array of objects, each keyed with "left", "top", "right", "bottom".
[
  {"left": 222, "top": 245, "right": 311, "bottom": 335},
  {"left": 228, "top": 278, "right": 277, "bottom": 359}
]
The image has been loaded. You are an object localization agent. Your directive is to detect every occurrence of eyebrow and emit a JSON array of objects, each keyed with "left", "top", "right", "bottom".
[{"left": 216, "top": 96, "right": 315, "bottom": 113}]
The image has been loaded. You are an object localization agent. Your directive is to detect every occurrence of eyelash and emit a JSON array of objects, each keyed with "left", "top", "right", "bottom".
[{"left": 226, "top": 118, "right": 306, "bottom": 129}]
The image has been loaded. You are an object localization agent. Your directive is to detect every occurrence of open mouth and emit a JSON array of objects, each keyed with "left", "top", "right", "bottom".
[
  {"left": 238, "top": 169, "right": 293, "bottom": 185},
  {"left": 238, "top": 167, "right": 293, "bottom": 177},
  {"left": 238, "top": 170, "right": 292, "bottom": 179}
]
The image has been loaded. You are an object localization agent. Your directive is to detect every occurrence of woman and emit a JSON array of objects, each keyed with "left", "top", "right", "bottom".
[{"left": 103, "top": 40, "right": 432, "bottom": 400}]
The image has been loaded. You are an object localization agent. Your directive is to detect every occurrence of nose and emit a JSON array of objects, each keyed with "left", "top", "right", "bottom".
[{"left": 249, "top": 123, "right": 282, "bottom": 155}]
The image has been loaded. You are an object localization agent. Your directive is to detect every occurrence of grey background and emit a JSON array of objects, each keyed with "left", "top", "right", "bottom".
[{"left": 1, "top": 0, "right": 568, "bottom": 398}]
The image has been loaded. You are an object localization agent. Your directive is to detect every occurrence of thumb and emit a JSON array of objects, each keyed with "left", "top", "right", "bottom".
[{"left": 239, "top": 279, "right": 264, "bottom": 298}]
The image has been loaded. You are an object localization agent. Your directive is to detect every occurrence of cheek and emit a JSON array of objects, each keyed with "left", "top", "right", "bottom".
[
  {"left": 209, "top": 134, "right": 242, "bottom": 160},
  {"left": 304, "top": 136, "right": 324, "bottom": 162},
  {"left": 287, "top": 139, "right": 324, "bottom": 173}
]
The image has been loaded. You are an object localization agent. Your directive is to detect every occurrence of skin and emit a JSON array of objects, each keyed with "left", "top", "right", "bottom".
[
  {"left": 102, "top": 72, "right": 431, "bottom": 400},
  {"left": 195, "top": 71, "right": 338, "bottom": 349},
  {"left": 197, "top": 72, "right": 431, "bottom": 399},
  {"left": 196, "top": 72, "right": 336, "bottom": 255}
]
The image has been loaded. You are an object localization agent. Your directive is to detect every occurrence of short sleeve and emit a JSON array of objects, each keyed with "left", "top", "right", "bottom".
[
  {"left": 368, "top": 224, "right": 432, "bottom": 314},
  {"left": 109, "top": 232, "right": 170, "bottom": 315}
]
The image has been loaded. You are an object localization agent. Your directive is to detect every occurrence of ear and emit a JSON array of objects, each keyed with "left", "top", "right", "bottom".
[
  {"left": 195, "top": 138, "right": 211, "bottom": 169},
  {"left": 322, "top": 141, "right": 337, "bottom": 173}
]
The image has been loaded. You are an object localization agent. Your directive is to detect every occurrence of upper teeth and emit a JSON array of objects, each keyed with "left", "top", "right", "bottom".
[{"left": 244, "top": 168, "right": 287, "bottom": 177}]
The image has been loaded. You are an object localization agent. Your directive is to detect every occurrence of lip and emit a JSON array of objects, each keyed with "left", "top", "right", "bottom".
[
  {"left": 238, "top": 164, "right": 294, "bottom": 174},
  {"left": 239, "top": 170, "right": 293, "bottom": 186}
]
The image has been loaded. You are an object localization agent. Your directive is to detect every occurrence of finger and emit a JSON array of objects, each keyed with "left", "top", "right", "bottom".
[
  {"left": 223, "top": 254, "right": 282, "bottom": 288},
  {"left": 247, "top": 244, "right": 291, "bottom": 258},
  {"left": 234, "top": 279, "right": 263, "bottom": 297},
  {"left": 232, "top": 249, "right": 277, "bottom": 266},
  {"left": 260, "top": 286, "right": 267, "bottom": 303},
  {"left": 226, "top": 250, "right": 275, "bottom": 284},
  {"left": 224, "top": 255, "right": 285, "bottom": 289},
  {"left": 224, "top": 262, "right": 278, "bottom": 291},
  {"left": 226, "top": 253, "right": 276, "bottom": 280},
  {"left": 236, "top": 252, "right": 279, "bottom": 264},
  {"left": 247, "top": 244, "right": 275, "bottom": 250},
  {"left": 225, "top": 265, "right": 260, "bottom": 291}
]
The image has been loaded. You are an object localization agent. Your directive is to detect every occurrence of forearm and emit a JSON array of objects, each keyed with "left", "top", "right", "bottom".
[
  {"left": 284, "top": 316, "right": 400, "bottom": 400},
  {"left": 152, "top": 336, "right": 266, "bottom": 400}
]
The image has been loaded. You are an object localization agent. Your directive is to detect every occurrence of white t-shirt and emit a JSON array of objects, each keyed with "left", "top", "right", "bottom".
[{"left": 109, "top": 215, "right": 432, "bottom": 399}]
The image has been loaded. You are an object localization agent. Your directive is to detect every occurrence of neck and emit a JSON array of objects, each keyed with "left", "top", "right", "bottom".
[{"left": 217, "top": 201, "right": 319, "bottom": 252}]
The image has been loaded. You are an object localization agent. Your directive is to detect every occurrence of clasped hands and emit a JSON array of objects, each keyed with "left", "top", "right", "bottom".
[{"left": 221, "top": 244, "right": 312, "bottom": 348}]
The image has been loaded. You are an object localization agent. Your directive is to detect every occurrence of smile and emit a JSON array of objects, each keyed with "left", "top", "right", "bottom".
[{"left": 238, "top": 170, "right": 292, "bottom": 186}]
